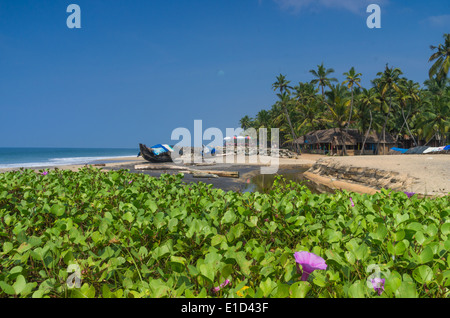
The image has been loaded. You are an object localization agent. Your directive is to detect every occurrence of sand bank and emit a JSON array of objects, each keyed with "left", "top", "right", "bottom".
[{"left": 304, "top": 154, "right": 450, "bottom": 197}]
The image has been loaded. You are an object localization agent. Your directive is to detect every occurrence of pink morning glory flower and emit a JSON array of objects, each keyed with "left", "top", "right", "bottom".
[
  {"left": 371, "top": 277, "right": 385, "bottom": 295},
  {"left": 404, "top": 192, "right": 415, "bottom": 198},
  {"left": 212, "top": 279, "right": 231, "bottom": 293},
  {"left": 41, "top": 171, "right": 48, "bottom": 176},
  {"left": 349, "top": 197, "right": 355, "bottom": 207},
  {"left": 294, "top": 251, "right": 327, "bottom": 281},
  {"left": 129, "top": 180, "right": 133, "bottom": 184}
]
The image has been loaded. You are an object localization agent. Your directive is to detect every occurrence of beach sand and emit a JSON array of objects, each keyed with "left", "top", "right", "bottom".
[
  {"left": 0, "top": 153, "right": 448, "bottom": 196},
  {"left": 308, "top": 154, "right": 450, "bottom": 197}
]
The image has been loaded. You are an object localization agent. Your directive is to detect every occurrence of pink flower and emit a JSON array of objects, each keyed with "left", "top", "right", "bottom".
[
  {"left": 349, "top": 197, "right": 355, "bottom": 207},
  {"left": 404, "top": 192, "right": 415, "bottom": 198},
  {"left": 212, "top": 279, "right": 231, "bottom": 293},
  {"left": 41, "top": 171, "right": 48, "bottom": 176},
  {"left": 129, "top": 180, "right": 133, "bottom": 184},
  {"left": 371, "top": 277, "right": 385, "bottom": 295},
  {"left": 294, "top": 251, "right": 327, "bottom": 281}
]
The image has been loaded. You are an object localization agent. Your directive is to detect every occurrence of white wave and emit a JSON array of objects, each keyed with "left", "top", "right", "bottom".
[{"left": 0, "top": 154, "right": 136, "bottom": 169}]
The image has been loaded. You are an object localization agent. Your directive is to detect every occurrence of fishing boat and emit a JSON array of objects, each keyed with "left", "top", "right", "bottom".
[{"left": 139, "top": 143, "right": 173, "bottom": 163}]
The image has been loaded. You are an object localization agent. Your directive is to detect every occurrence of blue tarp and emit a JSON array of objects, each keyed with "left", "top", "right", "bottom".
[
  {"left": 444, "top": 145, "right": 450, "bottom": 151},
  {"left": 391, "top": 147, "right": 408, "bottom": 154},
  {"left": 151, "top": 144, "right": 172, "bottom": 155}
]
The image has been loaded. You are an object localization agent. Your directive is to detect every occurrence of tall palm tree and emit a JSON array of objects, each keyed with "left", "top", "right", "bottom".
[
  {"left": 358, "top": 87, "right": 380, "bottom": 155},
  {"left": 309, "top": 63, "right": 338, "bottom": 97},
  {"left": 374, "top": 64, "right": 403, "bottom": 154},
  {"left": 324, "top": 84, "right": 351, "bottom": 155},
  {"left": 272, "top": 75, "right": 299, "bottom": 153},
  {"left": 396, "top": 79, "right": 417, "bottom": 146},
  {"left": 429, "top": 33, "right": 450, "bottom": 83},
  {"left": 342, "top": 67, "right": 362, "bottom": 132}
]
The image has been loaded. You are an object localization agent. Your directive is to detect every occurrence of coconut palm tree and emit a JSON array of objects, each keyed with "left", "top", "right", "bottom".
[
  {"left": 239, "top": 115, "right": 253, "bottom": 130},
  {"left": 309, "top": 63, "right": 338, "bottom": 97},
  {"left": 429, "top": 33, "right": 450, "bottom": 83},
  {"left": 342, "top": 67, "right": 362, "bottom": 132},
  {"left": 324, "top": 84, "right": 351, "bottom": 155},
  {"left": 373, "top": 64, "right": 403, "bottom": 154},
  {"left": 272, "top": 75, "right": 299, "bottom": 153},
  {"left": 357, "top": 87, "right": 380, "bottom": 154},
  {"left": 416, "top": 92, "right": 450, "bottom": 145}
]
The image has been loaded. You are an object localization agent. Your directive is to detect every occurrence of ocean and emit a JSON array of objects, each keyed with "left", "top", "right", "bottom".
[{"left": 0, "top": 147, "right": 139, "bottom": 169}]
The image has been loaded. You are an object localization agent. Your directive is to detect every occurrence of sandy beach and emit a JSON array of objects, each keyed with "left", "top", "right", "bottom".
[{"left": 1, "top": 153, "right": 448, "bottom": 196}]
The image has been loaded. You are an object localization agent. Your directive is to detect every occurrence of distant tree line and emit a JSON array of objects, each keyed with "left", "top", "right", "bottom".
[{"left": 239, "top": 33, "right": 450, "bottom": 154}]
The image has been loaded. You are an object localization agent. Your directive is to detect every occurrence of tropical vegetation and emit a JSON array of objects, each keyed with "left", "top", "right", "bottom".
[
  {"left": 1, "top": 168, "right": 449, "bottom": 298},
  {"left": 239, "top": 34, "right": 450, "bottom": 152}
]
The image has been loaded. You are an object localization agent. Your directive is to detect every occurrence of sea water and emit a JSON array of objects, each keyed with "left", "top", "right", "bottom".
[{"left": 0, "top": 147, "right": 138, "bottom": 169}]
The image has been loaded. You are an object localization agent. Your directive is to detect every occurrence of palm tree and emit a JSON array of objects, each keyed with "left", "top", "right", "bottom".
[
  {"left": 239, "top": 115, "right": 253, "bottom": 130},
  {"left": 256, "top": 110, "right": 271, "bottom": 129},
  {"left": 358, "top": 87, "right": 379, "bottom": 155},
  {"left": 310, "top": 63, "right": 338, "bottom": 97},
  {"left": 395, "top": 79, "right": 417, "bottom": 146},
  {"left": 272, "top": 75, "right": 299, "bottom": 153},
  {"left": 342, "top": 67, "right": 362, "bottom": 132},
  {"left": 416, "top": 92, "right": 450, "bottom": 145},
  {"left": 429, "top": 33, "right": 450, "bottom": 83},
  {"left": 373, "top": 64, "right": 403, "bottom": 154},
  {"left": 324, "top": 84, "right": 351, "bottom": 155}
]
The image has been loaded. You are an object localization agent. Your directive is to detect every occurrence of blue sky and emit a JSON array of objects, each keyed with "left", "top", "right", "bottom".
[{"left": 0, "top": 0, "right": 448, "bottom": 148}]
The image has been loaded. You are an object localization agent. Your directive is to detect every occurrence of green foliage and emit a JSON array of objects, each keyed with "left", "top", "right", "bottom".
[{"left": 0, "top": 168, "right": 449, "bottom": 298}]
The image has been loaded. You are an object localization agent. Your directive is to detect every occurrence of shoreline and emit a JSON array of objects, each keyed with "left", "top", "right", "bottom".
[{"left": 1, "top": 153, "right": 448, "bottom": 197}]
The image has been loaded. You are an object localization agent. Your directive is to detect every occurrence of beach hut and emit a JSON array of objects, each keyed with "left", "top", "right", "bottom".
[{"left": 294, "top": 128, "right": 395, "bottom": 155}]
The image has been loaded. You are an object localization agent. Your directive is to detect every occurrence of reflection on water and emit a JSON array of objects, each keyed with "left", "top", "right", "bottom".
[{"left": 242, "top": 168, "right": 322, "bottom": 194}]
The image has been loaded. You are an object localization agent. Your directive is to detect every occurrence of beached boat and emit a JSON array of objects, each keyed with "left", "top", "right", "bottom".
[{"left": 139, "top": 143, "right": 173, "bottom": 163}]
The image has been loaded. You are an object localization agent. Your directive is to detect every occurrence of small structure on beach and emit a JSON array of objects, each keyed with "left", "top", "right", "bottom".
[{"left": 294, "top": 128, "right": 396, "bottom": 155}]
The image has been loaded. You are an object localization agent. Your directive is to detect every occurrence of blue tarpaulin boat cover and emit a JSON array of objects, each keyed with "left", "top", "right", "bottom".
[
  {"left": 151, "top": 144, "right": 173, "bottom": 155},
  {"left": 391, "top": 147, "right": 408, "bottom": 154},
  {"left": 444, "top": 145, "right": 450, "bottom": 150}
]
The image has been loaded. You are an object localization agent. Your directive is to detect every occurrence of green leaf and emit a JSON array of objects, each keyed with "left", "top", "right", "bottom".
[
  {"left": 395, "top": 281, "right": 418, "bottom": 298},
  {"left": 17, "top": 242, "right": 32, "bottom": 254},
  {"left": 50, "top": 204, "right": 65, "bottom": 217},
  {"left": 441, "top": 223, "right": 450, "bottom": 236},
  {"left": 0, "top": 281, "right": 16, "bottom": 295},
  {"left": 289, "top": 281, "right": 311, "bottom": 298},
  {"left": 2, "top": 242, "right": 14, "bottom": 254},
  {"left": 419, "top": 246, "right": 434, "bottom": 264},
  {"left": 122, "top": 211, "right": 134, "bottom": 223},
  {"left": 348, "top": 280, "right": 367, "bottom": 298},
  {"left": 413, "top": 265, "right": 434, "bottom": 284},
  {"left": 145, "top": 200, "right": 158, "bottom": 213},
  {"left": 211, "top": 234, "right": 226, "bottom": 247},
  {"left": 199, "top": 263, "right": 215, "bottom": 284},
  {"left": 273, "top": 283, "right": 290, "bottom": 298},
  {"left": 259, "top": 277, "right": 276, "bottom": 297},
  {"left": 12, "top": 275, "right": 27, "bottom": 295}
]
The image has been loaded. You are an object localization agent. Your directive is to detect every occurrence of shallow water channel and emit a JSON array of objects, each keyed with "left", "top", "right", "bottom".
[{"left": 241, "top": 168, "right": 322, "bottom": 194}]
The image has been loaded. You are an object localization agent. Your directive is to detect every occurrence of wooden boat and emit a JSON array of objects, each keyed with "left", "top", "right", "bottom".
[{"left": 139, "top": 143, "right": 173, "bottom": 163}]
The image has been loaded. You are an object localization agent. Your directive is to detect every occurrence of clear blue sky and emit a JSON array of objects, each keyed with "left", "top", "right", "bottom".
[{"left": 0, "top": 0, "right": 448, "bottom": 148}]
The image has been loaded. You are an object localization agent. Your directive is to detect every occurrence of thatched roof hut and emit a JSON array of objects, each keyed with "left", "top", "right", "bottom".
[{"left": 294, "top": 128, "right": 395, "bottom": 146}]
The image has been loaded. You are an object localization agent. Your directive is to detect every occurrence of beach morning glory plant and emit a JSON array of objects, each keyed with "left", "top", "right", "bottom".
[
  {"left": 294, "top": 251, "right": 327, "bottom": 281},
  {"left": 370, "top": 277, "right": 385, "bottom": 296},
  {"left": 404, "top": 191, "right": 415, "bottom": 198}
]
